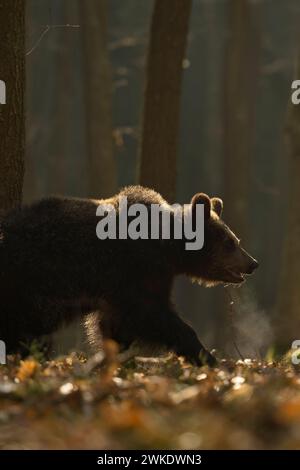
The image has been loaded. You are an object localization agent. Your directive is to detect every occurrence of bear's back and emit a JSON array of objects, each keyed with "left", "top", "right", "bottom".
[{"left": 0, "top": 190, "right": 173, "bottom": 299}]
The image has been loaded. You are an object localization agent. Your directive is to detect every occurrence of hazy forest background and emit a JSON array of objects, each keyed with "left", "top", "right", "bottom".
[
  {"left": 3, "top": 0, "right": 300, "bottom": 451},
  {"left": 2, "top": 0, "right": 300, "bottom": 358}
]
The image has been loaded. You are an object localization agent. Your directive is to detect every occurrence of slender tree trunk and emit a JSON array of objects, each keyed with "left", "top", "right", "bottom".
[
  {"left": 0, "top": 0, "right": 25, "bottom": 212},
  {"left": 81, "top": 0, "right": 117, "bottom": 198},
  {"left": 223, "top": 0, "right": 260, "bottom": 241},
  {"left": 277, "top": 56, "right": 300, "bottom": 349},
  {"left": 139, "top": 0, "right": 192, "bottom": 202},
  {"left": 217, "top": 0, "right": 260, "bottom": 355}
]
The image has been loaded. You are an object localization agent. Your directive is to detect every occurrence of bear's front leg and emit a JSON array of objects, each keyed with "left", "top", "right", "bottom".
[
  {"left": 171, "top": 315, "right": 217, "bottom": 367},
  {"left": 158, "top": 313, "right": 215, "bottom": 367}
]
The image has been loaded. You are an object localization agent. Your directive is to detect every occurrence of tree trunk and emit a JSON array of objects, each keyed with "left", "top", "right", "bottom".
[
  {"left": 277, "top": 56, "right": 300, "bottom": 349},
  {"left": 0, "top": 0, "right": 25, "bottom": 212},
  {"left": 222, "top": 0, "right": 260, "bottom": 241},
  {"left": 81, "top": 0, "right": 117, "bottom": 198},
  {"left": 139, "top": 0, "right": 192, "bottom": 202},
  {"left": 217, "top": 0, "right": 260, "bottom": 356}
]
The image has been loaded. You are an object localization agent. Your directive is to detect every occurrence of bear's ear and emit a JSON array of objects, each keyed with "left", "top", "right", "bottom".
[
  {"left": 191, "top": 193, "right": 211, "bottom": 220},
  {"left": 211, "top": 197, "right": 223, "bottom": 217}
]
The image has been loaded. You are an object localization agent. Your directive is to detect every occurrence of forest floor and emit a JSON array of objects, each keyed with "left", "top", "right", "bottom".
[{"left": 0, "top": 343, "right": 300, "bottom": 450}]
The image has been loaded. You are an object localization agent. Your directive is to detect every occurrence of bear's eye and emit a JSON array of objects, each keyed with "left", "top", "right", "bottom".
[{"left": 225, "top": 238, "right": 236, "bottom": 252}]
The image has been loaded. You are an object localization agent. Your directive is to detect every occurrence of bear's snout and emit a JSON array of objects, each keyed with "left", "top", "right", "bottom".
[
  {"left": 238, "top": 247, "right": 259, "bottom": 276},
  {"left": 249, "top": 258, "right": 259, "bottom": 273},
  {"left": 243, "top": 252, "right": 259, "bottom": 274},
  {"left": 243, "top": 256, "right": 259, "bottom": 275}
]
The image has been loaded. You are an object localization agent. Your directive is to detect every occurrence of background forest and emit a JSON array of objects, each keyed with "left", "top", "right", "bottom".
[
  {"left": 2, "top": 0, "right": 300, "bottom": 452},
  {"left": 21, "top": 0, "right": 300, "bottom": 357}
]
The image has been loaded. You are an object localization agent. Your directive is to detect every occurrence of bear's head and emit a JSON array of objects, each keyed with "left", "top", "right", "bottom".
[{"left": 177, "top": 193, "right": 258, "bottom": 286}]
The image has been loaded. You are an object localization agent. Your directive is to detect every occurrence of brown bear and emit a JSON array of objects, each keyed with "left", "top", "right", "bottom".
[{"left": 0, "top": 185, "right": 258, "bottom": 366}]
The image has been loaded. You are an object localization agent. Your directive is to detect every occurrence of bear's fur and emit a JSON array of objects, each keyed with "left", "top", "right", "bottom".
[{"left": 0, "top": 185, "right": 258, "bottom": 366}]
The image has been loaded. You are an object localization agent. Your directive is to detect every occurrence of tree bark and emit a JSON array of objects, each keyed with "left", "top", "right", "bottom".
[
  {"left": 139, "top": 0, "right": 192, "bottom": 202},
  {"left": 0, "top": 0, "right": 25, "bottom": 212},
  {"left": 217, "top": 0, "right": 260, "bottom": 356},
  {"left": 81, "top": 0, "right": 117, "bottom": 198},
  {"left": 277, "top": 55, "right": 300, "bottom": 348},
  {"left": 222, "top": 0, "right": 260, "bottom": 241}
]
